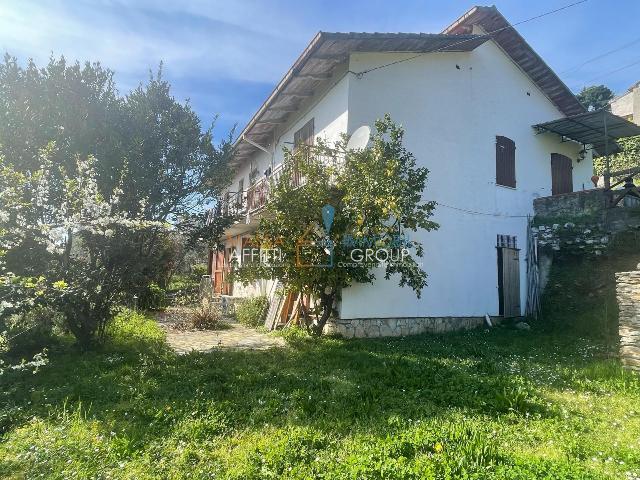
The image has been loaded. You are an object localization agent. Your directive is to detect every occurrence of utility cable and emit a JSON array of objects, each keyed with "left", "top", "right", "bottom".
[{"left": 352, "top": 0, "right": 589, "bottom": 77}]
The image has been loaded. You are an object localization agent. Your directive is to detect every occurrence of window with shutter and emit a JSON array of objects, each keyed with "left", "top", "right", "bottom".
[
  {"left": 551, "top": 153, "right": 573, "bottom": 195},
  {"left": 293, "top": 118, "right": 314, "bottom": 152},
  {"left": 496, "top": 136, "right": 516, "bottom": 188}
]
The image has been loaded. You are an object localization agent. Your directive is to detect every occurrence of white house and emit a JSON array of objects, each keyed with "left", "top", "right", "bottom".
[
  {"left": 209, "top": 6, "right": 594, "bottom": 337},
  {"left": 611, "top": 80, "right": 640, "bottom": 125}
]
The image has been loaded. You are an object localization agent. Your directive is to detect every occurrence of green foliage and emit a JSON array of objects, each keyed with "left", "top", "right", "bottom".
[
  {"left": 235, "top": 115, "right": 438, "bottom": 333},
  {"left": 0, "top": 55, "right": 232, "bottom": 221},
  {"left": 235, "top": 296, "right": 269, "bottom": 327},
  {"left": 576, "top": 84, "right": 614, "bottom": 112},
  {"left": 540, "top": 231, "right": 640, "bottom": 337},
  {"left": 0, "top": 54, "right": 121, "bottom": 180},
  {"left": 593, "top": 135, "right": 640, "bottom": 175},
  {"left": 166, "top": 274, "right": 200, "bottom": 298},
  {"left": 122, "top": 67, "right": 232, "bottom": 221},
  {"left": 0, "top": 306, "right": 62, "bottom": 355},
  {"left": 137, "top": 282, "right": 168, "bottom": 311},
  {"left": 1, "top": 309, "right": 639, "bottom": 478},
  {"left": 492, "top": 376, "right": 542, "bottom": 414},
  {"left": 0, "top": 54, "right": 234, "bottom": 348},
  {"left": 106, "top": 308, "right": 167, "bottom": 351},
  {"left": 191, "top": 263, "right": 208, "bottom": 282},
  {"left": 0, "top": 151, "right": 169, "bottom": 348}
]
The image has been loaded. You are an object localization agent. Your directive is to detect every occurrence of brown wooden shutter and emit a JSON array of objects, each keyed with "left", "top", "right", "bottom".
[
  {"left": 496, "top": 136, "right": 516, "bottom": 188},
  {"left": 551, "top": 153, "right": 573, "bottom": 195}
]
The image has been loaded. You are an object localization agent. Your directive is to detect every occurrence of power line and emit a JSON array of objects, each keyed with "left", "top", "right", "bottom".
[
  {"left": 436, "top": 202, "right": 530, "bottom": 218},
  {"left": 352, "top": 0, "right": 589, "bottom": 77},
  {"left": 560, "top": 35, "right": 640, "bottom": 75},
  {"left": 581, "top": 57, "right": 640, "bottom": 85}
]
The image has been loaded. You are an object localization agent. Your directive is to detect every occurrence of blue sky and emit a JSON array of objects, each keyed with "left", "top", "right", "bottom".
[{"left": 1, "top": 0, "right": 640, "bottom": 139}]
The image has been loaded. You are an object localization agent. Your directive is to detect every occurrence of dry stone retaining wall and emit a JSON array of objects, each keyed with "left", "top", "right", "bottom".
[{"left": 616, "top": 268, "right": 640, "bottom": 371}]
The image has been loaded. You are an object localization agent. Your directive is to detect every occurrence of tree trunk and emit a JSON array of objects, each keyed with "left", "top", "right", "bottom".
[{"left": 311, "top": 291, "right": 335, "bottom": 336}]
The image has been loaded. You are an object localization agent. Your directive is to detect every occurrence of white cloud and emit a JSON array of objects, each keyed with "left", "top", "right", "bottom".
[{"left": 0, "top": 0, "right": 302, "bottom": 85}]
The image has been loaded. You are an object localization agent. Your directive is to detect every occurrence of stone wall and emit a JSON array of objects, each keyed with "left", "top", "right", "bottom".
[
  {"left": 615, "top": 268, "right": 640, "bottom": 371},
  {"left": 533, "top": 189, "right": 606, "bottom": 219},
  {"left": 533, "top": 189, "right": 640, "bottom": 258},
  {"left": 533, "top": 223, "right": 610, "bottom": 255},
  {"left": 605, "top": 206, "right": 640, "bottom": 232},
  {"left": 324, "top": 316, "right": 496, "bottom": 338}
]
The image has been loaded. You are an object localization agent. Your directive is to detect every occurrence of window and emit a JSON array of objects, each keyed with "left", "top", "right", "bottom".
[
  {"left": 550, "top": 153, "right": 573, "bottom": 195},
  {"left": 293, "top": 118, "right": 314, "bottom": 151},
  {"left": 292, "top": 119, "right": 314, "bottom": 187},
  {"left": 249, "top": 167, "right": 259, "bottom": 185},
  {"left": 237, "top": 178, "right": 244, "bottom": 208},
  {"left": 496, "top": 136, "right": 516, "bottom": 188}
]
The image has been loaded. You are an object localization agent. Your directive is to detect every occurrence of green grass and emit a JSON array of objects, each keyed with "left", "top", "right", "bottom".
[{"left": 1, "top": 314, "right": 639, "bottom": 479}]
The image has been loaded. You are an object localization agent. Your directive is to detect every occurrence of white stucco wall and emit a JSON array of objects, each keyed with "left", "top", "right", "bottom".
[
  {"left": 223, "top": 39, "right": 593, "bottom": 319},
  {"left": 225, "top": 66, "right": 350, "bottom": 203},
  {"left": 222, "top": 66, "right": 350, "bottom": 297},
  {"left": 339, "top": 40, "right": 592, "bottom": 319},
  {"left": 611, "top": 85, "right": 640, "bottom": 125},
  {"left": 611, "top": 90, "right": 634, "bottom": 119}
]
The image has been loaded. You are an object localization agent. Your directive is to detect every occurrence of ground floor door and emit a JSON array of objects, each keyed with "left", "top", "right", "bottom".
[
  {"left": 551, "top": 153, "right": 573, "bottom": 195},
  {"left": 213, "top": 250, "right": 226, "bottom": 295},
  {"left": 497, "top": 239, "right": 521, "bottom": 317}
]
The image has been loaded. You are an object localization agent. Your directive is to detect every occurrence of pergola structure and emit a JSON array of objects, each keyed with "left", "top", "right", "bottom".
[{"left": 534, "top": 110, "right": 640, "bottom": 202}]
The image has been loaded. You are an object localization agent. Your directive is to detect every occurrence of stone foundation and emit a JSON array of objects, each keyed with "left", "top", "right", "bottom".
[
  {"left": 324, "top": 316, "right": 497, "bottom": 338},
  {"left": 616, "top": 268, "right": 640, "bottom": 371}
]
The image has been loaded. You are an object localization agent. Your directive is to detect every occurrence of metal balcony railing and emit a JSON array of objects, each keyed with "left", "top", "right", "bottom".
[{"left": 214, "top": 150, "right": 342, "bottom": 220}]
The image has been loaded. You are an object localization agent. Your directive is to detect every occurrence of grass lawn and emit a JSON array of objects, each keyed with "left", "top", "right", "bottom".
[{"left": 1, "top": 309, "right": 640, "bottom": 479}]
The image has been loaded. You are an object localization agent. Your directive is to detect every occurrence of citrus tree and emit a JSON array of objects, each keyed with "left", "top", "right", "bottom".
[{"left": 234, "top": 115, "right": 438, "bottom": 334}]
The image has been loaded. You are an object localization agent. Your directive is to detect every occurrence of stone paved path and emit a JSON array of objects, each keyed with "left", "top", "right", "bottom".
[{"left": 154, "top": 307, "right": 286, "bottom": 354}]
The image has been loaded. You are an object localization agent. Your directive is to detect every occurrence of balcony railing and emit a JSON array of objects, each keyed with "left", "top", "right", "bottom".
[
  {"left": 246, "top": 157, "right": 309, "bottom": 212},
  {"left": 221, "top": 190, "right": 247, "bottom": 217},
  {"left": 216, "top": 150, "right": 341, "bottom": 220}
]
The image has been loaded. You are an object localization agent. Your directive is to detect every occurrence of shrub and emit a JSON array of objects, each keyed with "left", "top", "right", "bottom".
[
  {"left": 0, "top": 306, "right": 62, "bottom": 355},
  {"left": 235, "top": 296, "right": 269, "bottom": 327},
  {"left": 190, "top": 263, "right": 208, "bottom": 283},
  {"left": 107, "top": 308, "right": 166, "bottom": 351},
  {"left": 189, "top": 300, "right": 226, "bottom": 330},
  {"left": 138, "top": 282, "right": 168, "bottom": 311}
]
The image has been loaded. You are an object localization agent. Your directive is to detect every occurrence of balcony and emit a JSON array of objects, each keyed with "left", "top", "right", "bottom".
[
  {"left": 214, "top": 150, "right": 340, "bottom": 227},
  {"left": 246, "top": 158, "right": 307, "bottom": 213}
]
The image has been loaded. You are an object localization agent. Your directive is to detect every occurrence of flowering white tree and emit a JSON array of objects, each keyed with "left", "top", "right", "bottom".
[{"left": 0, "top": 143, "right": 166, "bottom": 348}]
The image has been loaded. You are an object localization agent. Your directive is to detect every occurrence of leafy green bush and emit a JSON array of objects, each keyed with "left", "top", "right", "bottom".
[
  {"left": 138, "top": 282, "right": 168, "bottom": 310},
  {"left": 235, "top": 296, "right": 268, "bottom": 327},
  {"left": 0, "top": 306, "right": 61, "bottom": 355},
  {"left": 106, "top": 309, "right": 166, "bottom": 351},
  {"left": 190, "top": 263, "right": 208, "bottom": 282}
]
